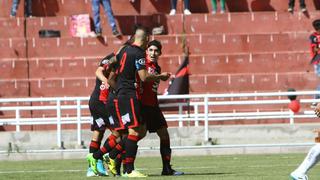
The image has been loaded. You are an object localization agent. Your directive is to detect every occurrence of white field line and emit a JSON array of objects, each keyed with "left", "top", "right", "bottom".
[{"left": 0, "top": 164, "right": 300, "bottom": 174}]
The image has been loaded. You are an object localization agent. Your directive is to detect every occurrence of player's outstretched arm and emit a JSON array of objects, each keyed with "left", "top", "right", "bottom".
[
  {"left": 138, "top": 69, "right": 171, "bottom": 82},
  {"left": 159, "top": 72, "right": 171, "bottom": 81}
]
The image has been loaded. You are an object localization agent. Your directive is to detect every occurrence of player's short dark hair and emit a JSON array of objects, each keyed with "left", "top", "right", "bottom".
[
  {"left": 133, "top": 24, "right": 149, "bottom": 35},
  {"left": 313, "top": 19, "right": 320, "bottom": 30},
  {"left": 147, "top": 40, "right": 162, "bottom": 53}
]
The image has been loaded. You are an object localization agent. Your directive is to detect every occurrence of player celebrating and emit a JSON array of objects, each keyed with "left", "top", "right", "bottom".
[
  {"left": 310, "top": 19, "right": 320, "bottom": 108},
  {"left": 87, "top": 53, "right": 120, "bottom": 177},
  {"left": 139, "top": 40, "right": 184, "bottom": 176},
  {"left": 290, "top": 103, "right": 320, "bottom": 180},
  {"left": 86, "top": 41, "right": 135, "bottom": 176},
  {"left": 88, "top": 25, "right": 170, "bottom": 178}
]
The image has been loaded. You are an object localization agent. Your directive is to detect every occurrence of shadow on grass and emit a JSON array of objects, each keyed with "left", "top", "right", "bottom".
[{"left": 147, "top": 172, "right": 233, "bottom": 177}]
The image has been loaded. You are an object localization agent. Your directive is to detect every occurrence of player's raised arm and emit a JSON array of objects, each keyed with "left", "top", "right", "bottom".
[
  {"left": 95, "top": 66, "right": 108, "bottom": 84},
  {"left": 95, "top": 53, "right": 117, "bottom": 84}
]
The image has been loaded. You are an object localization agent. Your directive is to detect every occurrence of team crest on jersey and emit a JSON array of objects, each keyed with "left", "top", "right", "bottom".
[
  {"left": 100, "top": 83, "right": 109, "bottom": 90},
  {"left": 100, "top": 84, "right": 106, "bottom": 90}
]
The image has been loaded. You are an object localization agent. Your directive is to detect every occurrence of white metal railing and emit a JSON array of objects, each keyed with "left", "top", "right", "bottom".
[{"left": 1, "top": 91, "right": 320, "bottom": 148}]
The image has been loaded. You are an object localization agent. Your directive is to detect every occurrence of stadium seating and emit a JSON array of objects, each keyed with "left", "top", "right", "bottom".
[{"left": 0, "top": 1, "right": 318, "bottom": 98}]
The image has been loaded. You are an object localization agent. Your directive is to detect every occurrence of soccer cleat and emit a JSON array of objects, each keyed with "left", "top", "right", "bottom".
[
  {"left": 125, "top": 170, "right": 148, "bottom": 178},
  {"left": 162, "top": 165, "right": 184, "bottom": 176},
  {"left": 290, "top": 172, "right": 308, "bottom": 180},
  {"left": 86, "top": 153, "right": 98, "bottom": 174},
  {"left": 104, "top": 155, "right": 117, "bottom": 176},
  {"left": 115, "top": 157, "right": 122, "bottom": 176},
  {"left": 288, "top": 7, "right": 294, "bottom": 13},
  {"left": 97, "top": 159, "right": 108, "bottom": 176},
  {"left": 86, "top": 167, "right": 98, "bottom": 177},
  {"left": 162, "top": 169, "right": 184, "bottom": 176}
]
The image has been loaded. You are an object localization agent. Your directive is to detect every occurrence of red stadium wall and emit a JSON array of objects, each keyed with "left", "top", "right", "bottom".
[
  {"left": 1, "top": 0, "right": 319, "bottom": 17},
  {"left": 0, "top": 0, "right": 319, "bottom": 130}
]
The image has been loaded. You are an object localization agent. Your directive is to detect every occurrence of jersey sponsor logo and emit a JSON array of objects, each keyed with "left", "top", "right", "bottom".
[
  {"left": 137, "top": 58, "right": 146, "bottom": 66},
  {"left": 135, "top": 58, "right": 146, "bottom": 70},
  {"left": 121, "top": 113, "right": 131, "bottom": 125}
]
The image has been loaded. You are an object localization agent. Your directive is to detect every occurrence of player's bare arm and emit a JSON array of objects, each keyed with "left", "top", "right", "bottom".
[
  {"left": 138, "top": 69, "right": 171, "bottom": 82},
  {"left": 107, "top": 71, "right": 117, "bottom": 89},
  {"left": 159, "top": 72, "right": 171, "bottom": 81},
  {"left": 96, "top": 55, "right": 117, "bottom": 84},
  {"left": 95, "top": 66, "right": 108, "bottom": 84}
]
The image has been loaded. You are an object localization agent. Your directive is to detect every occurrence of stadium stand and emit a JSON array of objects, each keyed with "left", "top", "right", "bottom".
[
  {"left": 1, "top": 0, "right": 319, "bottom": 98},
  {"left": 0, "top": 0, "right": 319, "bottom": 131}
]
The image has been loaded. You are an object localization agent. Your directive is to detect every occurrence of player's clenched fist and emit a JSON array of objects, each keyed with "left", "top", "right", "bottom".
[{"left": 159, "top": 72, "right": 171, "bottom": 81}]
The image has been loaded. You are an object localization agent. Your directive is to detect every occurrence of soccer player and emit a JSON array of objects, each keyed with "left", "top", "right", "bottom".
[
  {"left": 290, "top": 103, "right": 320, "bottom": 180},
  {"left": 140, "top": 40, "right": 184, "bottom": 176},
  {"left": 87, "top": 53, "right": 120, "bottom": 177},
  {"left": 310, "top": 19, "right": 320, "bottom": 108},
  {"left": 88, "top": 25, "right": 170, "bottom": 178}
]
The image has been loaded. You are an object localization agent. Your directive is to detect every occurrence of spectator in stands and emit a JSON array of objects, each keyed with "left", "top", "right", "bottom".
[
  {"left": 211, "top": 0, "right": 226, "bottom": 14},
  {"left": 310, "top": 20, "right": 320, "bottom": 108},
  {"left": 288, "top": 0, "right": 307, "bottom": 13},
  {"left": 91, "top": 0, "right": 121, "bottom": 37},
  {"left": 10, "top": 0, "right": 32, "bottom": 17},
  {"left": 169, "top": 0, "right": 191, "bottom": 15}
]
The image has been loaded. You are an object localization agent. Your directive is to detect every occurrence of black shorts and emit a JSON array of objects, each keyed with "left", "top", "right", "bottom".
[
  {"left": 89, "top": 97, "right": 110, "bottom": 132},
  {"left": 112, "top": 95, "right": 144, "bottom": 130},
  {"left": 106, "top": 93, "right": 121, "bottom": 131},
  {"left": 142, "top": 105, "right": 167, "bottom": 133}
]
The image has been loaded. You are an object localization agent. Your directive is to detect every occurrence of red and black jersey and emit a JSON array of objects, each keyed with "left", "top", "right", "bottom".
[
  {"left": 141, "top": 58, "right": 161, "bottom": 106},
  {"left": 90, "top": 53, "right": 115, "bottom": 103},
  {"left": 310, "top": 32, "right": 320, "bottom": 58},
  {"left": 115, "top": 44, "right": 146, "bottom": 99}
]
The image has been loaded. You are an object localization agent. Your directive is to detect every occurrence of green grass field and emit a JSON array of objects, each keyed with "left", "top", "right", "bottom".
[{"left": 0, "top": 153, "right": 319, "bottom": 180}]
